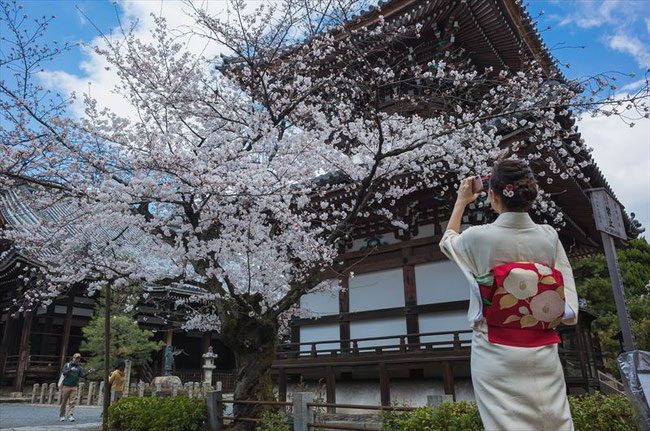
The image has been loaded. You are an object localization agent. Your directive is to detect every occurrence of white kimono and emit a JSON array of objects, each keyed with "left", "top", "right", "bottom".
[{"left": 440, "top": 212, "right": 578, "bottom": 431}]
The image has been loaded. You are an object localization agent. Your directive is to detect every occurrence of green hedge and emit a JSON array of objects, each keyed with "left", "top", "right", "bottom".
[
  {"left": 108, "top": 395, "right": 206, "bottom": 431},
  {"left": 381, "top": 401, "right": 482, "bottom": 431},
  {"left": 380, "top": 393, "right": 639, "bottom": 431},
  {"left": 569, "top": 392, "right": 639, "bottom": 431}
]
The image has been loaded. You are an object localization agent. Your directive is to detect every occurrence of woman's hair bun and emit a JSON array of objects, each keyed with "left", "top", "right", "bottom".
[{"left": 489, "top": 159, "right": 538, "bottom": 211}]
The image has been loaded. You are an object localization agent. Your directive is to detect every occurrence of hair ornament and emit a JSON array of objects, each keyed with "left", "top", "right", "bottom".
[{"left": 503, "top": 184, "right": 514, "bottom": 197}]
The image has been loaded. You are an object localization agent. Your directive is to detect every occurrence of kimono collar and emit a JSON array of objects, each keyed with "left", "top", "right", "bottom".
[{"left": 493, "top": 212, "right": 536, "bottom": 229}]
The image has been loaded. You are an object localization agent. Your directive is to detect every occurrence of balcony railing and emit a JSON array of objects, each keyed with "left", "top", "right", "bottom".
[
  {"left": 276, "top": 330, "right": 473, "bottom": 360},
  {"left": 4, "top": 354, "right": 60, "bottom": 375}
]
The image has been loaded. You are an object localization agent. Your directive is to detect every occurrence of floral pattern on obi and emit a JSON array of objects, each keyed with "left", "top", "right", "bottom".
[{"left": 477, "top": 262, "right": 566, "bottom": 347}]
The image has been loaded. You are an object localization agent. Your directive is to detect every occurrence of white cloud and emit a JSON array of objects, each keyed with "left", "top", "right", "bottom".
[
  {"left": 578, "top": 114, "right": 650, "bottom": 238},
  {"left": 607, "top": 34, "right": 650, "bottom": 70},
  {"left": 37, "top": 0, "right": 236, "bottom": 118},
  {"left": 620, "top": 79, "right": 647, "bottom": 93},
  {"left": 558, "top": 0, "right": 617, "bottom": 29}
]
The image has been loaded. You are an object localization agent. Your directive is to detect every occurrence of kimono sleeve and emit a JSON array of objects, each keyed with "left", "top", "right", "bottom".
[
  {"left": 554, "top": 234, "right": 579, "bottom": 325},
  {"left": 439, "top": 228, "right": 480, "bottom": 276},
  {"left": 439, "top": 228, "right": 483, "bottom": 322}
]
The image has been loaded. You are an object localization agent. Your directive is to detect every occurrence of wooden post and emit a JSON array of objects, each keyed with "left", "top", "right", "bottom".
[
  {"left": 278, "top": 368, "right": 287, "bottom": 403},
  {"left": 379, "top": 363, "right": 390, "bottom": 406},
  {"left": 14, "top": 310, "right": 33, "bottom": 392},
  {"left": 39, "top": 306, "right": 53, "bottom": 356},
  {"left": 58, "top": 294, "right": 74, "bottom": 373},
  {"left": 0, "top": 308, "right": 18, "bottom": 377},
  {"left": 339, "top": 276, "right": 350, "bottom": 353},
  {"left": 574, "top": 321, "right": 590, "bottom": 392},
  {"left": 588, "top": 189, "right": 636, "bottom": 351},
  {"left": 102, "top": 284, "right": 111, "bottom": 431},
  {"left": 442, "top": 361, "right": 456, "bottom": 401},
  {"left": 326, "top": 366, "right": 336, "bottom": 413},
  {"left": 402, "top": 261, "right": 420, "bottom": 349}
]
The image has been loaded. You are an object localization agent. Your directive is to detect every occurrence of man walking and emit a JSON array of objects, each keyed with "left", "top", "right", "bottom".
[{"left": 59, "top": 353, "right": 94, "bottom": 422}]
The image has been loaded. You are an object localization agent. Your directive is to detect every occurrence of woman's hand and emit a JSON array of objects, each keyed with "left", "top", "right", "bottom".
[{"left": 455, "top": 177, "right": 480, "bottom": 207}]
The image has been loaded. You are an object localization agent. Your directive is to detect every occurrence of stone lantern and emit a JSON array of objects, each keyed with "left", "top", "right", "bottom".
[{"left": 202, "top": 346, "right": 218, "bottom": 386}]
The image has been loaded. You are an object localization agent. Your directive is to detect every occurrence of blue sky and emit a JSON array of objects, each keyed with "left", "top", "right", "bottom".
[{"left": 9, "top": 0, "right": 650, "bottom": 237}]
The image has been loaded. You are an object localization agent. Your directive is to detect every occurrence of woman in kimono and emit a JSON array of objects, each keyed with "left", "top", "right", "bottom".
[{"left": 439, "top": 159, "right": 578, "bottom": 431}]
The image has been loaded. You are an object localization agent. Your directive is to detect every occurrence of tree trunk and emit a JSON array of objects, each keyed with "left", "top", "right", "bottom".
[{"left": 221, "top": 312, "right": 278, "bottom": 431}]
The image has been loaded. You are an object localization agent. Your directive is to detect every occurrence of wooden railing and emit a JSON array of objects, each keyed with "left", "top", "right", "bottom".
[
  {"left": 276, "top": 329, "right": 472, "bottom": 360},
  {"left": 207, "top": 391, "right": 449, "bottom": 431},
  {"left": 4, "top": 354, "right": 59, "bottom": 373}
]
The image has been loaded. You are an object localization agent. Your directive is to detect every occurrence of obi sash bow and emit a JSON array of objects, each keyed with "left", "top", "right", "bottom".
[{"left": 477, "top": 262, "right": 566, "bottom": 347}]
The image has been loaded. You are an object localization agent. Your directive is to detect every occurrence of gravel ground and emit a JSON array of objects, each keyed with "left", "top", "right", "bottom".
[{"left": 0, "top": 404, "right": 101, "bottom": 430}]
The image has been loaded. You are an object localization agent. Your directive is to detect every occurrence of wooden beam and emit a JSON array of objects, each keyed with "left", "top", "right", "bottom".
[
  {"left": 339, "top": 276, "right": 350, "bottom": 352},
  {"left": 293, "top": 301, "right": 468, "bottom": 327},
  {"left": 278, "top": 368, "right": 287, "bottom": 403},
  {"left": 326, "top": 366, "right": 336, "bottom": 413},
  {"left": 442, "top": 360, "right": 456, "bottom": 401},
  {"left": 14, "top": 311, "right": 33, "bottom": 391},
  {"left": 402, "top": 261, "right": 420, "bottom": 347},
  {"left": 58, "top": 294, "right": 74, "bottom": 373},
  {"left": 0, "top": 287, "right": 18, "bottom": 377},
  {"left": 379, "top": 362, "right": 390, "bottom": 406}
]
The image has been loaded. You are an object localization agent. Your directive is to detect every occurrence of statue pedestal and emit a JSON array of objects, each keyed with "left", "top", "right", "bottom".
[{"left": 151, "top": 375, "right": 183, "bottom": 396}]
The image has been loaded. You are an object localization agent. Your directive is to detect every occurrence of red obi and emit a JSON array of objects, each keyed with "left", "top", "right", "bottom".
[{"left": 477, "top": 262, "right": 566, "bottom": 347}]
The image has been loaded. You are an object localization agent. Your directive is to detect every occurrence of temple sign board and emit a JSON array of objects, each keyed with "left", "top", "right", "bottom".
[
  {"left": 588, "top": 188, "right": 636, "bottom": 352},
  {"left": 590, "top": 188, "right": 627, "bottom": 240}
]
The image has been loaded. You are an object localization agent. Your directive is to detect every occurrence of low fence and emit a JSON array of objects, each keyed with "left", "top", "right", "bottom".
[
  {"left": 206, "top": 391, "right": 453, "bottom": 431},
  {"left": 28, "top": 380, "right": 217, "bottom": 406}
]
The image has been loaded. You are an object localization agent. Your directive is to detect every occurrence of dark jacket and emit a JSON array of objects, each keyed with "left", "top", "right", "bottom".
[{"left": 61, "top": 361, "right": 89, "bottom": 387}]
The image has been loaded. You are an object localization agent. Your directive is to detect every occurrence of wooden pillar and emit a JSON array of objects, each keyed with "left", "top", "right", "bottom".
[
  {"left": 326, "top": 366, "right": 336, "bottom": 413},
  {"left": 379, "top": 362, "right": 390, "bottom": 406},
  {"left": 278, "top": 368, "right": 287, "bottom": 403},
  {"left": 402, "top": 251, "right": 419, "bottom": 349},
  {"left": 574, "top": 320, "right": 590, "bottom": 392},
  {"left": 59, "top": 294, "right": 74, "bottom": 373},
  {"left": 39, "top": 305, "right": 53, "bottom": 356},
  {"left": 0, "top": 308, "right": 19, "bottom": 377},
  {"left": 0, "top": 285, "right": 19, "bottom": 377},
  {"left": 442, "top": 361, "right": 456, "bottom": 401},
  {"left": 14, "top": 311, "right": 33, "bottom": 391},
  {"left": 339, "top": 276, "right": 350, "bottom": 353}
]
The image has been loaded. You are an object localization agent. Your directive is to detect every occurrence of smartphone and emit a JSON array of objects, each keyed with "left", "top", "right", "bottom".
[{"left": 472, "top": 176, "right": 483, "bottom": 194}]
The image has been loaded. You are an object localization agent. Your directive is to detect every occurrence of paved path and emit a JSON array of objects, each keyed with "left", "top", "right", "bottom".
[{"left": 0, "top": 404, "right": 101, "bottom": 430}]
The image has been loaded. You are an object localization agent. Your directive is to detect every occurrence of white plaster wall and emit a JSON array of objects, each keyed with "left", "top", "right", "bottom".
[
  {"left": 418, "top": 311, "right": 472, "bottom": 345},
  {"left": 300, "top": 323, "right": 340, "bottom": 353},
  {"left": 410, "top": 223, "right": 436, "bottom": 240},
  {"left": 350, "top": 317, "right": 407, "bottom": 349},
  {"left": 283, "top": 378, "right": 475, "bottom": 412},
  {"left": 300, "top": 285, "right": 340, "bottom": 317},
  {"left": 349, "top": 268, "right": 404, "bottom": 312},
  {"left": 415, "top": 261, "right": 469, "bottom": 305}
]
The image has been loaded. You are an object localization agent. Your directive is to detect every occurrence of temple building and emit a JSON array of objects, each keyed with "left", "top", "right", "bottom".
[{"left": 0, "top": 0, "right": 640, "bottom": 405}]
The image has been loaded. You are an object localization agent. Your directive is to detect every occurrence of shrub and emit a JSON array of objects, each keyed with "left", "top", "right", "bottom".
[
  {"left": 381, "top": 393, "right": 638, "bottom": 431},
  {"left": 257, "top": 410, "right": 291, "bottom": 431},
  {"left": 108, "top": 395, "right": 206, "bottom": 431},
  {"left": 381, "top": 401, "right": 482, "bottom": 431},
  {"left": 569, "top": 392, "right": 639, "bottom": 431}
]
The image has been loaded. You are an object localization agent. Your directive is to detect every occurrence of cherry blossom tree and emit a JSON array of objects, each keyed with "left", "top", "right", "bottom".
[{"left": 1, "top": 0, "right": 648, "bottom": 426}]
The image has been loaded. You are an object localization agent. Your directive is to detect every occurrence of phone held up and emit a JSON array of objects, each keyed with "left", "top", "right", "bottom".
[{"left": 471, "top": 176, "right": 490, "bottom": 194}]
